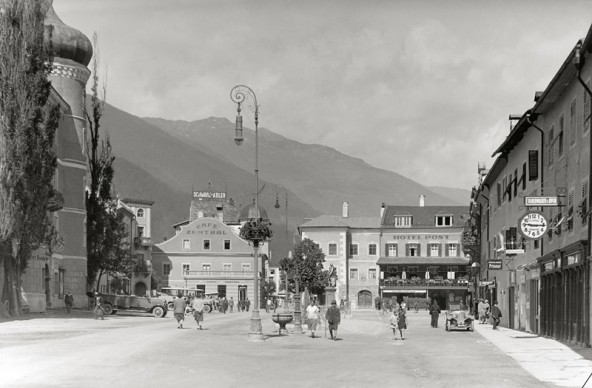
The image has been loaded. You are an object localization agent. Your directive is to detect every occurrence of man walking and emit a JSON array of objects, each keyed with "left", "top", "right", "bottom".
[
  {"left": 64, "top": 290, "right": 74, "bottom": 314},
  {"left": 305, "top": 300, "right": 320, "bottom": 338},
  {"left": 192, "top": 295, "right": 205, "bottom": 330},
  {"left": 429, "top": 299, "right": 440, "bottom": 328},
  {"left": 326, "top": 300, "right": 341, "bottom": 340},
  {"left": 173, "top": 292, "right": 186, "bottom": 329},
  {"left": 229, "top": 297, "right": 234, "bottom": 313},
  {"left": 491, "top": 301, "right": 502, "bottom": 330}
]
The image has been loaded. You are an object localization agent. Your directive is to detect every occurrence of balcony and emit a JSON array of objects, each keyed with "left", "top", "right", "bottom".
[
  {"left": 380, "top": 277, "right": 470, "bottom": 289},
  {"left": 134, "top": 237, "right": 152, "bottom": 248},
  {"left": 183, "top": 270, "right": 255, "bottom": 280},
  {"left": 46, "top": 189, "right": 64, "bottom": 212}
]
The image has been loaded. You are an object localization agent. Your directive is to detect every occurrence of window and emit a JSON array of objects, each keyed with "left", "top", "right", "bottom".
[
  {"left": 223, "top": 263, "right": 232, "bottom": 271},
  {"left": 386, "top": 243, "right": 397, "bottom": 257},
  {"left": 447, "top": 244, "right": 458, "bottom": 257},
  {"left": 528, "top": 151, "right": 538, "bottom": 181},
  {"left": 137, "top": 226, "right": 144, "bottom": 238},
  {"left": 224, "top": 240, "right": 231, "bottom": 250},
  {"left": 558, "top": 130, "right": 564, "bottom": 157},
  {"left": 497, "top": 182, "right": 502, "bottom": 206},
  {"left": 502, "top": 176, "right": 507, "bottom": 202},
  {"left": 582, "top": 180, "right": 589, "bottom": 226},
  {"left": 436, "top": 215, "right": 452, "bottom": 226},
  {"left": 567, "top": 188, "right": 575, "bottom": 231},
  {"left": 570, "top": 99, "right": 577, "bottom": 146},
  {"left": 429, "top": 243, "right": 440, "bottom": 257},
  {"left": 394, "top": 216, "right": 412, "bottom": 227},
  {"left": 407, "top": 243, "right": 420, "bottom": 257},
  {"left": 242, "top": 264, "right": 251, "bottom": 272},
  {"left": 350, "top": 244, "right": 358, "bottom": 256},
  {"left": 328, "top": 243, "right": 337, "bottom": 255},
  {"left": 548, "top": 127, "right": 554, "bottom": 165},
  {"left": 136, "top": 208, "right": 144, "bottom": 218},
  {"left": 513, "top": 168, "right": 518, "bottom": 197},
  {"left": 368, "top": 268, "right": 377, "bottom": 279},
  {"left": 182, "top": 264, "right": 190, "bottom": 275},
  {"left": 349, "top": 268, "right": 358, "bottom": 279},
  {"left": 183, "top": 239, "right": 190, "bottom": 250},
  {"left": 202, "top": 264, "right": 211, "bottom": 272},
  {"left": 163, "top": 263, "right": 171, "bottom": 276},
  {"left": 368, "top": 243, "right": 377, "bottom": 255},
  {"left": 522, "top": 162, "right": 527, "bottom": 190},
  {"left": 203, "top": 239, "right": 211, "bottom": 250},
  {"left": 448, "top": 266, "right": 458, "bottom": 272},
  {"left": 508, "top": 173, "right": 512, "bottom": 202}
]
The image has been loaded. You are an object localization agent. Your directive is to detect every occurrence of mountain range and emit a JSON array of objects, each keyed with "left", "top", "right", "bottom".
[{"left": 98, "top": 101, "right": 470, "bottom": 263}]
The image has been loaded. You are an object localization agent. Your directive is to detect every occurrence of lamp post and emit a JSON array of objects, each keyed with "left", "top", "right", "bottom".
[
  {"left": 230, "top": 85, "right": 264, "bottom": 341},
  {"left": 471, "top": 261, "right": 481, "bottom": 316}
]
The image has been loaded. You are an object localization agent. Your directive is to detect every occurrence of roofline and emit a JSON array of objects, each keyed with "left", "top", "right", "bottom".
[{"left": 122, "top": 198, "right": 155, "bottom": 206}]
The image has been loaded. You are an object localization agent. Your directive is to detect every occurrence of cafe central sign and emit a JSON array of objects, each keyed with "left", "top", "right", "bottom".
[{"left": 185, "top": 222, "right": 227, "bottom": 235}]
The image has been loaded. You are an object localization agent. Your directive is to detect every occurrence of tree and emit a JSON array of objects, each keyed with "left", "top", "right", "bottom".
[
  {"left": 0, "top": 0, "right": 59, "bottom": 317},
  {"left": 279, "top": 238, "right": 326, "bottom": 296},
  {"left": 85, "top": 34, "right": 131, "bottom": 291},
  {"left": 262, "top": 279, "right": 276, "bottom": 301}
]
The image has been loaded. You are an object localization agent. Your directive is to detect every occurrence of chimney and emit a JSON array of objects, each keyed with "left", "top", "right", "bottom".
[
  {"left": 380, "top": 202, "right": 386, "bottom": 218},
  {"left": 419, "top": 195, "right": 425, "bottom": 207},
  {"left": 216, "top": 205, "right": 224, "bottom": 222},
  {"left": 342, "top": 202, "right": 349, "bottom": 218}
]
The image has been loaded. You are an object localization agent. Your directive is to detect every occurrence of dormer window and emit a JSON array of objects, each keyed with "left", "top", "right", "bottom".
[
  {"left": 394, "top": 216, "right": 412, "bottom": 228},
  {"left": 436, "top": 215, "right": 453, "bottom": 227},
  {"left": 136, "top": 208, "right": 144, "bottom": 218}
]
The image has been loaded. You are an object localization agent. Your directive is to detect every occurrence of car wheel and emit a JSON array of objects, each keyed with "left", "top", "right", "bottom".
[
  {"left": 469, "top": 322, "right": 474, "bottom": 332},
  {"left": 102, "top": 303, "right": 114, "bottom": 315},
  {"left": 152, "top": 306, "right": 165, "bottom": 318},
  {"left": 445, "top": 322, "right": 450, "bottom": 331},
  {"left": 204, "top": 304, "right": 212, "bottom": 313},
  {"left": 167, "top": 302, "right": 174, "bottom": 312}
]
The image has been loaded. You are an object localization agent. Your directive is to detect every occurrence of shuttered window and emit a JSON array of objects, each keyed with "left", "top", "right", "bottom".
[
  {"left": 570, "top": 99, "right": 577, "bottom": 145},
  {"left": 548, "top": 127, "right": 554, "bottom": 165},
  {"left": 584, "top": 81, "right": 591, "bottom": 135}
]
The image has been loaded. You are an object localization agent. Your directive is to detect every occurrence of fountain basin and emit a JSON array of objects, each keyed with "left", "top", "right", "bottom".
[{"left": 272, "top": 313, "right": 294, "bottom": 335}]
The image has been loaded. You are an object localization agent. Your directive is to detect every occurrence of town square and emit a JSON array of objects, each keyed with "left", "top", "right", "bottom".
[{"left": 1, "top": 0, "right": 592, "bottom": 387}]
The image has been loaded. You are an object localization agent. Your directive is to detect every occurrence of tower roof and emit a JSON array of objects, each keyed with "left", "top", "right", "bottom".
[
  {"left": 238, "top": 201, "right": 269, "bottom": 222},
  {"left": 43, "top": 0, "right": 93, "bottom": 66}
]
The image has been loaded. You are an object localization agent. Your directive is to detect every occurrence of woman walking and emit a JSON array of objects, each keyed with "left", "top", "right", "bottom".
[
  {"left": 192, "top": 295, "right": 206, "bottom": 330},
  {"left": 397, "top": 306, "right": 407, "bottom": 340},
  {"left": 429, "top": 299, "right": 441, "bottom": 328},
  {"left": 306, "top": 300, "right": 320, "bottom": 338}
]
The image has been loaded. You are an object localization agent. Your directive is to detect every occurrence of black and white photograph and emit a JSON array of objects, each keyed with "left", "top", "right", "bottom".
[{"left": 0, "top": 0, "right": 591, "bottom": 387}]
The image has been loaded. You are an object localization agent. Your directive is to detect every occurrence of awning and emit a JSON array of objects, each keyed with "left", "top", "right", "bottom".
[
  {"left": 377, "top": 257, "right": 470, "bottom": 265},
  {"left": 382, "top": 290, "right": 427, "bottom": 294}
]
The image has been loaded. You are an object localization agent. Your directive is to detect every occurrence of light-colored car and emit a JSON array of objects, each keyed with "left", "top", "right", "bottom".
[
  {"left": 445, "top": 304, "right": 474, "bottom": 332},
  {"left": 91, "top": 293, "right": 168, "bottom": 318}
]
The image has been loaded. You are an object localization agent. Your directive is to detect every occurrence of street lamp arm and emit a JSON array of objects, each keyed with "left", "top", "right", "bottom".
[{"left": 230, "top": 85, "right": 258, "bottom": 121}]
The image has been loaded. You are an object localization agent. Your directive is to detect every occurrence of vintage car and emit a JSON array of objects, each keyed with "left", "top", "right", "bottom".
[
  {"left": 158, "top": 287, "right": 213, "bottom": 313},
  {"left": 445, "top": 304, "right": 474, "bottom": 332},
  {"left": 89, "top": 292, "right": 168, "bottom": 318}
]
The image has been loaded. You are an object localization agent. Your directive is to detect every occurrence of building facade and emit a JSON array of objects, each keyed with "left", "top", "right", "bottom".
[
  {"left": 151, "top": 191, "right": 269, "bottom": 305},
  {"left": 472, "top": 23, "right": 592, "bottom": 346}
]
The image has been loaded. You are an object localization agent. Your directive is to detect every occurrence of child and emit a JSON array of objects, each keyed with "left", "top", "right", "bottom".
[{"left": 389, "top": 309, "right": 400, "bottom": 340}]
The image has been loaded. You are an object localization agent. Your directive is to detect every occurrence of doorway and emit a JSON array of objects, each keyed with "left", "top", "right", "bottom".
[{"left": 357, "top": 290, "right": 372, "bottom": 309}]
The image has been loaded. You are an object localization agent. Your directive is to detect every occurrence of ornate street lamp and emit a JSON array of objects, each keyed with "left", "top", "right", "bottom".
[{"left": 230, "top": 85, "right": 266, "bottom": 341}]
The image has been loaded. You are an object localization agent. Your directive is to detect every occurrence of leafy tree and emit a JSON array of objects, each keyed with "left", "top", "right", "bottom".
[
  {"left": 262, "top": 279, "right": 276, "bottom": 301},
  {"left": 85, "top": 34, "right": 131, "bottom": 291},
  {"left": 0, "top": 0, "right": 59, "bottom": 316},
  {"left": 279, "top": 238, "right": 326, "bottom": 296}
]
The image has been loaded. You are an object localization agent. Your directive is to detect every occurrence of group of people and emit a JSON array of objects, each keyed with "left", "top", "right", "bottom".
[
  {"left": 304, "top": 299, "right": 341, "bottom": 340},
  {"left": 389, "top": 302, "right": 408, "bottom": 339},
  {"left": 477, "top": 299, "right": 502, "bottom": 329},
  {"left": 173, "top": 292, "right": 206, "bottom": 330}
]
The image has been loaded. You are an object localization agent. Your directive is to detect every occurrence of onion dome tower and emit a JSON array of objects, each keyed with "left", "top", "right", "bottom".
[{"left": 43, "top": 0, "right": 93, "bottom": 146}]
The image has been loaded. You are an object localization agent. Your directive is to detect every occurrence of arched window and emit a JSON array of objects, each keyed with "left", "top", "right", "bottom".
[{"left": 137, "top": 208, "right": 144, "bottom": 218}]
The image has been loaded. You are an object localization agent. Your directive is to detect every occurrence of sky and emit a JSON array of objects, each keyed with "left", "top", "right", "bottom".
[{"left": 53, "top": 0, "right": 591, "bottom": 190}]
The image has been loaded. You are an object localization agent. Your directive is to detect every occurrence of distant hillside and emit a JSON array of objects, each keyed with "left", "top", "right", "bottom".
[
  {"left": 143, "top": 117, "right": 460, "bottom": 217},
  {"left": 426, "top": 186, "right": 471, "bottom": 206}
]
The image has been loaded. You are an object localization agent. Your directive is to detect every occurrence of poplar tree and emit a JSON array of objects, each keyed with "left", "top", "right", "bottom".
[{"left": 0, "top": 0, "right": 59, "bottom": 316}]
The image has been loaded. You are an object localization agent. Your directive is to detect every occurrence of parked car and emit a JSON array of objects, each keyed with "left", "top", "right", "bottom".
[
  {"left": 445, "top": 303, "right": 474, "bottom": 332},
  {"left": 88, "top": 292, "right": 168, "bottom": 318}
]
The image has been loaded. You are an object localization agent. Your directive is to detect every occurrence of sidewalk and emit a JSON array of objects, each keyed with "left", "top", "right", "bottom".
[{"left": 473, "top": 320, "right": 592, "bottom": 387}]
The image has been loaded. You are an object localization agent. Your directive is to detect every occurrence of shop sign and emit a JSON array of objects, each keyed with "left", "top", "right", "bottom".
[
  {"left": 479, "top": 281, "right": 494, "bottom": 286},
  {"left": 524, "top": 196, "right": 560, "bottom": 207},
  {"left": 488, "top": 260, "right": 503, "bottom": 270},
  {"left": 193, "top": 191, "right": 226, "bottom": 199}
]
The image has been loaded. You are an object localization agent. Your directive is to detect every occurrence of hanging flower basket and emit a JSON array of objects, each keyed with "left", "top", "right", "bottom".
[{"left": 240, "top": 218, "right": 273, "bottom": 244}]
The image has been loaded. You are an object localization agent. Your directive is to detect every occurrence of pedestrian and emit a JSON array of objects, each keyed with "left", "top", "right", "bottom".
[
  {"left": 65, "top": 290, "right": 74, "bottom": 314},
  {"left": 229, "top": 297, "right": 234, "bottom": 313},
  {"left": 491, "top": 301, "right": 502, "bottom": 330},
  {"left": 266, "top": 298, "right": 272, "bottom": 313},
  {"left": 93, "top": 292, "right": 104, "bottom": 320},
  {"left": 173, "top": 291, "right": 186, "bottom": 329},
  {"left": 305, "top": 300, "right": 320, "bottom": 338},
  {"left": 246, "top": 298, "right": 251, "bottom": 312},
  {"left": 389, "top": 309, "right": 400, "bottom": 339},
  {"left": 429, "top": 299, "right": 440, "bottom": 328},
  {"left": 397, "top": 306, "right": 407, "bottom": 340},
  {"left": 192, "top": 294, "right": 205, "bottom": 330},
  {"left": 238, "top": 299, "right": 243, "bottom": 312},
  {"left": 484, "top": 299, "right": 491, "bottom": 324},
  {"left": 478, "top": 299, "right": 486, "bottom": 324},
  {"left": 326, "top": 300, "right": 341, "bottom": 340},
  {"left": 222, "top": 297, "right": 228, "bottom": 314}
]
